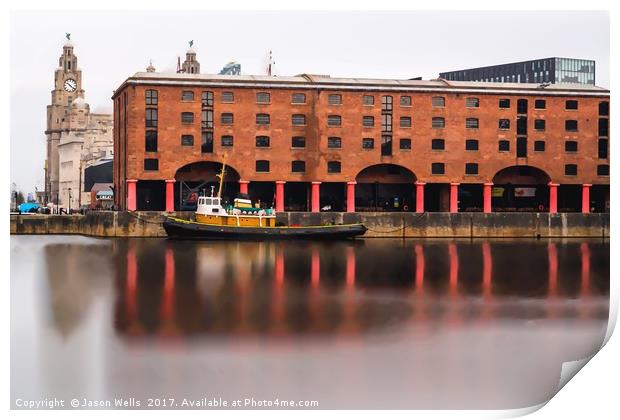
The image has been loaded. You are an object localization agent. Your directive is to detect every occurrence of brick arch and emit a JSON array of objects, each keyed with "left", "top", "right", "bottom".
[
  {"left": 174, "top": 161, "right": 241, "bottom": 183},
  {"left": 355, "top": 164, "right": 417, "bottom": 183},
  {"left": 492, "top": 165, "right": 551, "bottom": 184}
]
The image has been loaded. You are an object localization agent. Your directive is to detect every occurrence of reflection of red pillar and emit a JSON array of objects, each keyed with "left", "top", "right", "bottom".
[
  {"left": 548, "top": 243, "right": 558, "bottom": 297},
  {"left": 580, "top": 243, "right": 590, "bottom": 296},
  {"left": 161, "top": 247, "right": 175, "bottom": 323},
  {"left": 582, "top": 184, "right": 591, "bottom": 213},
  {"left": 483, "top": 182, "right": 493, "bottom": 213},
  {"left": 165, "top": 179, "right": 175, "bottom": 212},
  {"left": 415, "top": 244, "right": 424, "bottom": 292},
  {"left": 449, "top": 244, "right": 459, "bottom": 296},
  {"left": 126, "top": 246, "right": 137, "bottom": 323},
  {"left": 346, "top": 246, "right": 355, "bottom": 288},
  {"left": 346, "top": 182, "right": 356, "bottom": 213},
  {"left": 548, "top": 182, "right": 559, "bottom": 214},
  {"left": 275, "top": 246, "right": 285, "bottom": 286},
  {"left": 449, "top": 183, "right": 459, "bottom": 213},
  {"left": 126, "top": 179, "right": 137, "bottom": 211},
  {"left": 275, "top": 181, "right": 285, "bottom": 212},
  {"left": 482, "top": 242, "right": 492, "bottom": 298},
  {"left": 415, "top": 182, "right": 425, "bottom": 213},
  {"left": 239, "top": 180, "right": 249, "bottom": 195},
  {"left": 311, "top": 182, "right": 321, "bottom": 212},
  {"left": 311, "top": 248, "right": 320, "bottom": 287}
]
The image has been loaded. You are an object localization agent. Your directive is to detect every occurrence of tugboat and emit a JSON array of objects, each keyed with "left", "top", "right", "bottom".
[{"left": 163, "top": 162, "right": 367, "bottom": 240}]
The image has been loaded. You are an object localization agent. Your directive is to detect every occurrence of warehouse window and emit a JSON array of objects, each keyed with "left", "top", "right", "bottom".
[
  {"left": 381, "top": 114, "right": 392, "bottom": 131},
  {"left": 381, "top": 95, "right": 393, "bottom": 112},
  {"left": 256, "top": 92, "right": 270, "bottom": 104},
  {"left": 292, "top": 136, "right": 306, "bottom": 148},
  {"left": 328, "top": 94, "right": 342, "bottom": 105},
  {"left": 201, "top": 132, "right": 213, "bottom": 153},
  {"left": 362, "top": 138, "right": 374, "bottom": 149},
  {"left": 432, "top": 139, "right": 445, "bottom": 150},
  {"left": 400, "top": 138, "right": 411, "bottom": 150},
  {"left": 499, "top": 99, "right": 510, "bottom": 109},
  {"left": 256, "top": 113, "right": 270, "bottom": 125},
  {"left": 565, "top": 100, "right": 578, "bottom": 110},
  {"left": 181, "top": 91, "right": 194, "bottom": 101},
  {"left": 256, "top": 160, "right": 270, "bottom": 173},
  {"left": 146, "top": 108, "right": 158, "bottom": 128},
  {"left": 431, "top": 163, "right": 445, "bottom": 174},
  {"left": 221, "top": 113, "right": 234, "bottom": 124},
  {"left": 292, "top": 114, "right": 306, "bottom": 126},
  {"left": 465, "top": 163, "right": 479, "bottom": 175},
  {"left": 599, "top": 118, "right": 609, "bottom": 136},
  {"left": 327, "top": 161, "right": 341, "bottom": 173},
  {"left": 221, "top": 92, "right": 234, "bottom": 103},
  {"left": 599, "top": 101, "right": 609, "bottom": 116},
  {"left": 432, "top": 96, "right": 445, "bottom": 107},
  {"left": 201, "top": 91, "right": 214, "bottom": 107},
  {"left": 291, "top": 160, "right": 306, "bottom": 173},
  {"left": 534, "top": 119, "right": 546, "bottom": 131},
  {"left": 400, "top": 96, "right": 412, "bottom": 106},
  {"left": 597, "top": 165, "right": 610, "bottom": 176},
  {"left": 328, "top": 115, "right": 341, "bottom": 127},
  {"left": 256, "top": 136, "right": 270, "bottom": 148},
  {"left": 145, "top": 89, "right": 158, "bottom": 105},
  {"left": 534, "top": 140, "right": 546, "bottom": 152},
  {"left": 499, "top": 119, "right": 510, "bottom": 130},
  {"left": 363, "top": 95, "right": 375, "bottom": 105},
  {"left": 328, "top": 137, "right": 342, "bottom": 148},
  {"left": 144, "top": 158, "right": 158, "bottom": 171},
  {"left": 565, "top": 164, "right": 577, "bottom": 176},
  {"left": 145, "top": 131, "right": 157, "bottom": 152},
  {"left": 291, "top": 93, "right": 306, "bottom": 104},
  {"left": 466, "top": 118, "right": 479, "bottom": 129},
  {"left": 565, "top": 120, "right": 578, "bottom": 132},
  {"left": 565, "top": 141, "right": 578, "bottom": 152},
  {"left": 432, "top": 117, "right": 445, "bottom": 128},
  {"left": 465, "top": 139, "right": 479, "bottom": 151},
  {"left": 466, "top": 97, "right": 479, "bottom": 108},
  {"left": 400, "top": 116, "right": 412, "bottom": 128},
  {"left": 202, "top": 110, "right": 213, "bottom": 129},
  {"left": 534, "top": 99, "right": 546, "bottom": 109},
  {"left": 598, "top": 138, "right": 608, "bottom": 159},
  {"left": 221, "top": 135, "right": 233, "bottom": 147},
  {"left": 181, "top": 112, "right": 194, "bottom": 124},
  {"left": 362, "top": 116, "right": 374, "bottom": 127},
  {"left": 498, "top": 140, "right": 510, "bottom": 152},
  {"left": 181, "top": 134, "right": 194, "bottom": 146}
]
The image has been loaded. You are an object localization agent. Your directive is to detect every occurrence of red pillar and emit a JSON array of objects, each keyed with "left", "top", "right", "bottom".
[
  {"left": 548, "top": 182, "right": 559, "bottom": 214},
  {"left": 582, "top": 184, "right": 591, "bottom": 213},
  {"left": 449, "top": 182, "right": 459, "bottom": 213},
  {"left": 126, "top": 179, "right": 137, "bottom": 211},
  {"left": 483, "top": 182, "right": 493, "bottom": 213},
  {"left": 311, "top": 182, "right": 321, "bottom": 213},
  {"left": 239, "top": 180, "right": 249, "bottom": 195},
  {"left": 165, "top": 179, "right": 175, "bottom": 212},
  {"left": 346, "top": 181, "right": 356, "bottom": 213},
  {"left": 275, "top": 181, "right": 285, "bottom": 212},
  {"left": 415, "top": 181, "right": 425, "bottom": 213}
]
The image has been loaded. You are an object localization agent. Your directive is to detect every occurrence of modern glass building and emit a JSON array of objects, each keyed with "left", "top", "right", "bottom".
[{"left": 440, "top": 58, "right": 595, "bottom": 85}]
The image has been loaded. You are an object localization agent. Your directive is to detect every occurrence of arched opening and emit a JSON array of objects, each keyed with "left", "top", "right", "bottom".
[
  {"left": 174, "top": 161, "right": 240, "bottom": 211},
  {"left": 492, "top": 166, "right": 550, "bottom": 211},
  {"left": 355, "top": 164, "right": 416, "bottom": 211}
]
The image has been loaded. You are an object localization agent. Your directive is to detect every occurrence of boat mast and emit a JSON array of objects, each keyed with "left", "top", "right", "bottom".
[{"left": 216, "top": 157, "right": 227, "bottom": 198}]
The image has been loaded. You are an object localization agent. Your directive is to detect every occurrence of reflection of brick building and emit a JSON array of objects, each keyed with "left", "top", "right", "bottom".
[{"left": 113, "top": 52, "right": 609, "bottom": 213}]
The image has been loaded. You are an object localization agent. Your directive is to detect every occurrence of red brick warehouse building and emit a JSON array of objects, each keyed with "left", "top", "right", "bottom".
[{"left": 113, "top": 52, "right": 610, "bottom": 214}]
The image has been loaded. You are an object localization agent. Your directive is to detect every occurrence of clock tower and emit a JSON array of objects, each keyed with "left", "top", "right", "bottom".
[{"left": 45, "top": 37, "right": 85, "bottom": 203}]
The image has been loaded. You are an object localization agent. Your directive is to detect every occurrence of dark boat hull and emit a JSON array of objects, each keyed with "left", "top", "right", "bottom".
[{"left": 163, "top": 217, "right": 367, "bottom": 240}]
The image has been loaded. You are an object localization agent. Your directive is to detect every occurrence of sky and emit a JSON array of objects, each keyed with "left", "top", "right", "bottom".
[{"left": 9, "top": 10, "right": 610, "bottom": 194}]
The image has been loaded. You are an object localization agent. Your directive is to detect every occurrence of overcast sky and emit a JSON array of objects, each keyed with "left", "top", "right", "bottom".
[{"left": 9, "top": 10, "right": 609, "bottom": 193}]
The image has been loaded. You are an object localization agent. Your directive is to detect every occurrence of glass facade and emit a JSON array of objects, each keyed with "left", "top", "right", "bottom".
[{"left": 440, "top": 57, "right": 595, "bottom": 85}]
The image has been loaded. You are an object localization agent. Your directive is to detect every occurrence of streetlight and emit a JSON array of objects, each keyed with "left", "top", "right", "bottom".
[{"left": 68, "top": 188, "right": 72, "bottom": 214}]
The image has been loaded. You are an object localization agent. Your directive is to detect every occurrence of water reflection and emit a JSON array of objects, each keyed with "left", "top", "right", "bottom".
[{"left": 98, "top": 239, "right": 611, "bottom": 338}]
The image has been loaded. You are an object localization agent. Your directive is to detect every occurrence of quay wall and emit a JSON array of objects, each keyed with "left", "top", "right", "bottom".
[{"left": 10, "top": 211, "right": 609, "bottom": 238}]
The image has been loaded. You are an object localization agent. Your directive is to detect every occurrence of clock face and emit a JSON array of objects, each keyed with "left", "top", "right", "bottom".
[{"left": 64, "top": 79, "right": 77, "bottom": 92}]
